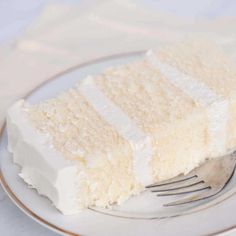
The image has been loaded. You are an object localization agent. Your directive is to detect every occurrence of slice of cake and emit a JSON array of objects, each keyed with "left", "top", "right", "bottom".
[{"left": 7, "top": 39, "right": 236, "bottom": 214}]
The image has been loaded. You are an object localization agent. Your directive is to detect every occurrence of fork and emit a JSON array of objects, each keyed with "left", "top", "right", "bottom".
[{"left": 146, "top": 152, "right": 236, "bottom": 207}]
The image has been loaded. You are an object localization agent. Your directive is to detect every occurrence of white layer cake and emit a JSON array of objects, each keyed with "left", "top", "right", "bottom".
[{"left": 7, "top": 39, "right": 236, "bottom": 214}]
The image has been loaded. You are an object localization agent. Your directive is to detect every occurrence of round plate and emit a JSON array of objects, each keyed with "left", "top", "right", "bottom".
[{"left": 1, "top": 52, "right": 236, "bottom": 235}]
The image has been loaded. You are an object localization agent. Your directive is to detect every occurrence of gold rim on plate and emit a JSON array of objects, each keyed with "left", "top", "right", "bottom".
[{"left": 0, "top": 52, "right": 236, "bottom": 236}]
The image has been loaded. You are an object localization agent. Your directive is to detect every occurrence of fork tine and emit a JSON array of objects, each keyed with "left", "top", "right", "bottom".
[
  {"left": 146, "top": 174, "right": 197, "bottom": 188},
  {"left": 163, "top": 188, "right": 213, "bottom": 206},
  {"left": 157, "top": 186, "right": 210, "bottom": 196},
  {"left": 151, "top": 180, "right": 204, "bottom": 192}
]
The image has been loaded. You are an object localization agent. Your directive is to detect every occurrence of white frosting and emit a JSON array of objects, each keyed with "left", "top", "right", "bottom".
[
  {"left": 77, "top": 76, "right": 153, "bottom": 185},
  {"left": 7, "top": 100, "right": 80, "bottom": 215},
  {"left": 146, "top": 50, "right": 228, "bottom": 156},
  {"left": 207, "top": 99, "right": 229, "bottom": 155}
]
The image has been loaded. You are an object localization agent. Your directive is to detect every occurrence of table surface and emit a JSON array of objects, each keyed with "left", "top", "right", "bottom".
[{"left": 1, "top": 1, "right": 236, "bottom": 235}]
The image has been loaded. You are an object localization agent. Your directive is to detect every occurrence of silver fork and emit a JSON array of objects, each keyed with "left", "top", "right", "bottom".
[{"left": 146, "top": 152, "right": 236, "bottom": 207}]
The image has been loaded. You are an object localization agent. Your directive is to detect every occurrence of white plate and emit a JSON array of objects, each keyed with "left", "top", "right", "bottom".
[{"left": 1, "top": 52, "right": 236, "bottom": 235}]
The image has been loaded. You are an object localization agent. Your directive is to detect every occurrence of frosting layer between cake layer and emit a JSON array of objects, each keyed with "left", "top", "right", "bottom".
[{"left": 78, "top": 76, "right": 153, "bottom": 185}]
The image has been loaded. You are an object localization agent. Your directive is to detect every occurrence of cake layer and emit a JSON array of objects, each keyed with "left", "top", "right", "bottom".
[
  {"left": 146, "top": 49, "right": 229, "bottom": 157},
  {"left": 77, "top": 76, "right": 153, "bottom": 185},
  {"left": 155, "top": 40, "right": 236, "bottom": 151},
  {"left": 7, "top": 39, "right": 236, "bottom": 214}
]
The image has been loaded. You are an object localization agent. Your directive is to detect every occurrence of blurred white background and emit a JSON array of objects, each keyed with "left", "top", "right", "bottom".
[{"left": 1, "top": 0, "right": 236, "bottom": 44}]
